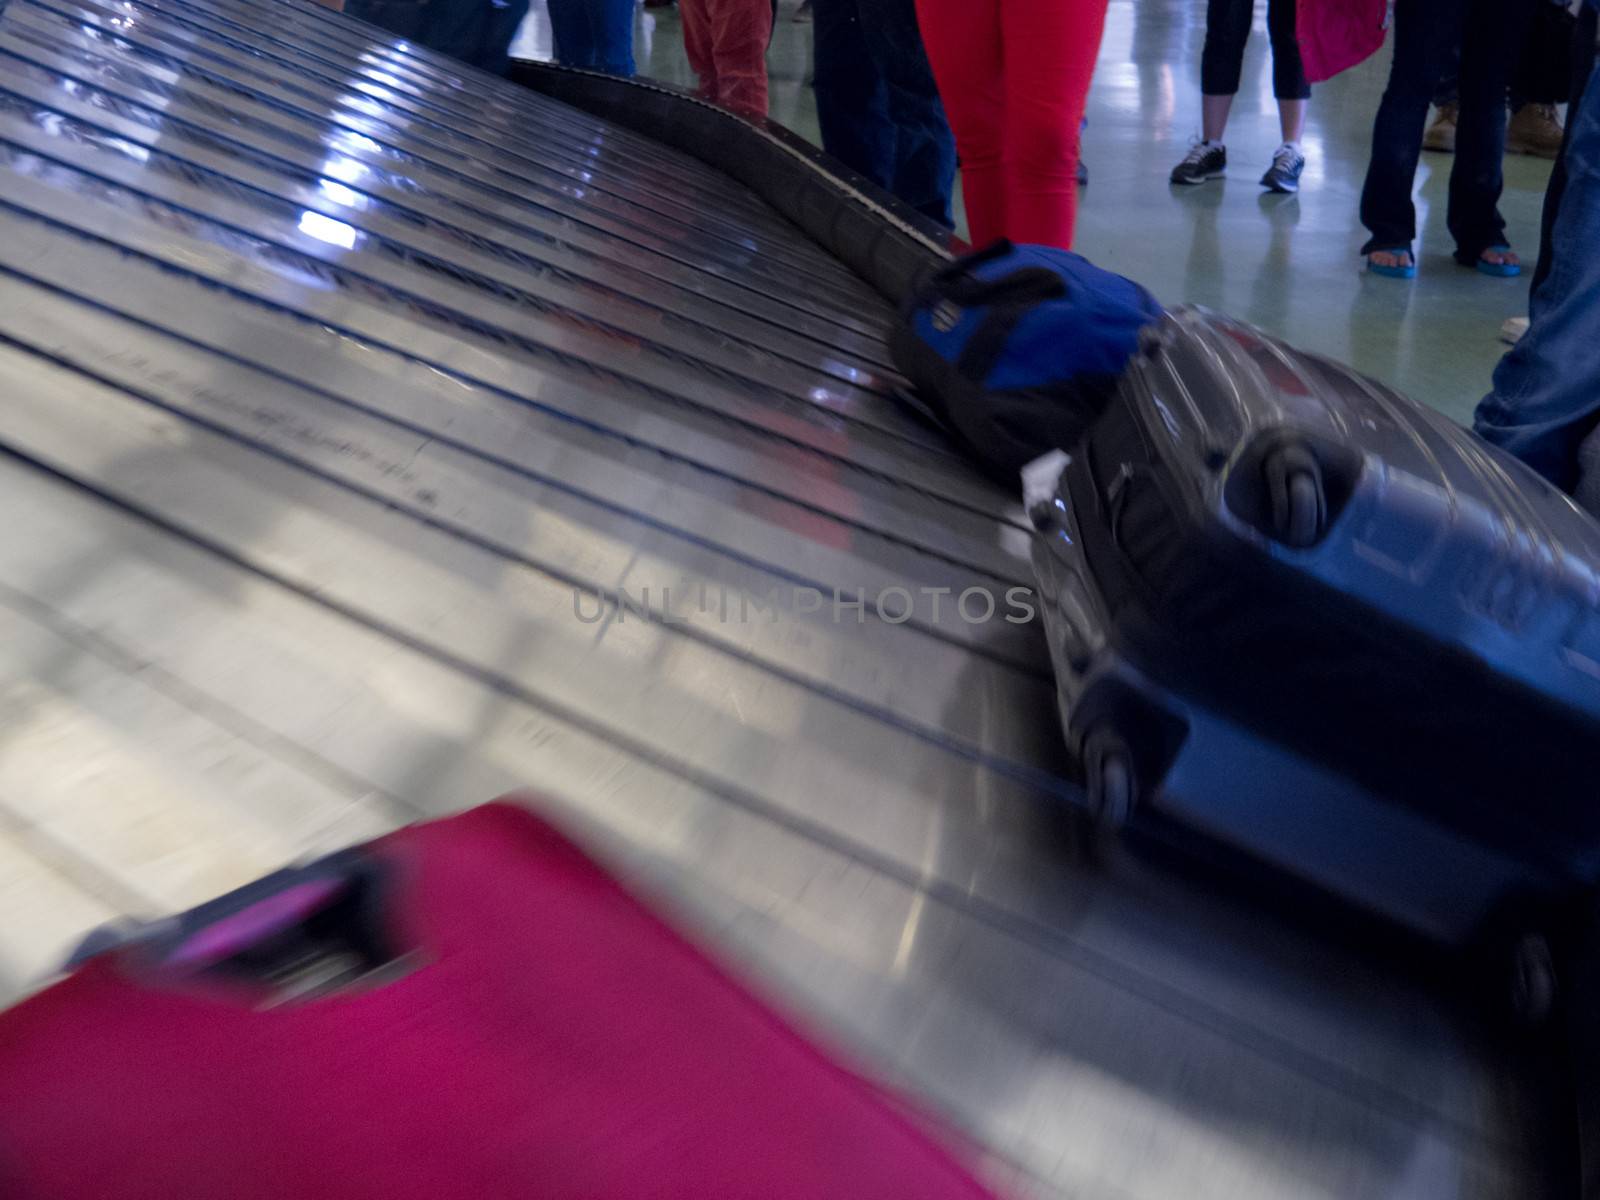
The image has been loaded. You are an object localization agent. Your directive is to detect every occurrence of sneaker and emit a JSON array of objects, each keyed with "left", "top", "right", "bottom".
[
  {"left": 1170, "top": 141, "right": 1225, "bottom": 185},
  {"left": 1423, "top": 104, "right": 1457, "bottom": 153},
  {"left": 1259, "top": 142, "right": 1305, "bottom": 193},
  {"left": 1507, "top": 103, "right": 1563, "bottom": 158}
]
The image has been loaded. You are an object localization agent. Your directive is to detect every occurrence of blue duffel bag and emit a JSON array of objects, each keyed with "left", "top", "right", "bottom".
[{"left": 891, "top": 239, "right": 1164, "bottom": 483}]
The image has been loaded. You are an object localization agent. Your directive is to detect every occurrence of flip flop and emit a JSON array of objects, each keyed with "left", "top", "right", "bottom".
[
  {"left": 1474, "top": 245, "right": 1522, "bottom": 277},
  {"left": 1367, "top": 247, "right": 1416, "bottom": 279}
]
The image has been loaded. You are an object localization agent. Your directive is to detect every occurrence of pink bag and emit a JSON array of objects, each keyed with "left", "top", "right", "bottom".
[
  {"left": 0, "top": 802, "right": 1002, "bottom": 1200},
  {"left": 1297, "top": 0, "right": 1389, "bottom": 83}
]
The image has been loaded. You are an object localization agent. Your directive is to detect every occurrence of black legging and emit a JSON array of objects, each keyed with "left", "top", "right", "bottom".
[{"left": 1201, "top": 0, "right": 1311, "bottom": 100}]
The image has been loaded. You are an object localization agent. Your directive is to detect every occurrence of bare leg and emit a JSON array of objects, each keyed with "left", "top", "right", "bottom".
[
  {"left": 1202, "top": 94, "right": 1234, "bottom": 142},
  {"left": 1278, "top": 98, "right": 1306, "bottom": 143}
]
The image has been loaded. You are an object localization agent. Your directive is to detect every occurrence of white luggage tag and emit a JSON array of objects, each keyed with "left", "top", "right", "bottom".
[{"left": 1021, "top": 448, "right": 1073, "bottom": 530}]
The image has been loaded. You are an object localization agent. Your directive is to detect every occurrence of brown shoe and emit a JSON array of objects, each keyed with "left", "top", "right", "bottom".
[
  {"left": 1507, "top": 104, "right": 1564, "bottom": 159},
  {"left": 1422, "top": 104, "right": 1457, "bottom": 153}
]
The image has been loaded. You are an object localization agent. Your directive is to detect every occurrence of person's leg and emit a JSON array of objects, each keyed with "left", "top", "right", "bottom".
[
  {"left": 999, "top": 0, "right": 1109, "bottom": 248},
  {"left": 544, "top": 0, "right": 598, "bottom": 68},
  {"left": 477, "top": 0, "right": 531, "bottom": 74},
  {"left": 1473, "top": 52, "right": 1600, "bottom": 490},
  {"left": 859, "top": 0, "right": 956, "bottom": 225},
  {"left": 1506, "top": 0, "right": 1577, "bottom": 158},
  {"left": 1434, "top": 39, "right": 1462, "bottom": 106},
  {"left": 344, "top": 0, "right": 427, "bottom": 39},
  {"left": 1360, "top": 0, "right": 1456, "bottom": 262},
  {"left": 704, "top": 0, "right": 772, "bottom": 118},
  {"left": 812, "top": 0, "right": 894, "bottom": 189},
  {"left": 1508, "top": 28, "right": 1534, "bottom": 116},
  {"left": 592, "top": 0, "right": 637, "bottom": 76},
  {"left": 420, "top": 0, "right": 522, "bottom": 69},
  {"left": 1199, "top": 0, "right": 1251, "bottom": 141},
  {"left": 1510, "top": 0, "right": 1573, "bottom": 110},
  {"left": 1448, "top": 0, "right": 1529, "bottom": 266},
  {"left": 1201, "top": 94, "right": 1236, "bottom": 144},
  {"left": 1266, "top": 0, "right": 1310, "bottom": 141},
  {"left": 1531, "top": 4, "right": 1596, "bottom": 295},
  {"left": 1424, "top": 36, "right": 1463, "bottom": 151},
  {"left": 1277, "top": 100, "right": 1308, "bottom": 143},
  {"left": 916, "top": 0, "right": 1004, "bottom": 245},
  {"left": 679, "top": 0, "right": 719, "bottom": 100}
]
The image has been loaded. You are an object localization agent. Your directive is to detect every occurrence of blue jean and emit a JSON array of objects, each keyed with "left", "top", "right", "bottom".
[
  {"left": 346, "top": 0, "right": 528, "bottom": 73},
  {"left": 811, "top": 0, "right": 955, "bottom": 226},
  {"left": 1433, "top": 0, "right": 1574, "bottom": 111},
  {"left": 546, "top": 0, "right": 636, "bottom": 75},
  {"left": 1473, "top": 50, "right": 1600, "bottom": 492},
  {"left": 1531, "top": 4, "right": 1597, "bottom": 296},
  {"left": 1359, "top": 0, "right": 1528, "bottom": 260}
]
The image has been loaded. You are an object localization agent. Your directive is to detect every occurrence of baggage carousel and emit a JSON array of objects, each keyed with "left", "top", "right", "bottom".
[{"left": 0, "top": 0, "right": 1568, "bottom": 1194}]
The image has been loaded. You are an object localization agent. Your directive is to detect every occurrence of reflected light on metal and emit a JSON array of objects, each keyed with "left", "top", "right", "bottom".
[{"left": 297, "top": 210, "right": 358, "bottom": 249}]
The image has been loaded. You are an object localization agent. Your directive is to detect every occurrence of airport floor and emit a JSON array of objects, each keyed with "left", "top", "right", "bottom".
[{"left": 512, "top": 0, "right": 1559, "bottom": 426}]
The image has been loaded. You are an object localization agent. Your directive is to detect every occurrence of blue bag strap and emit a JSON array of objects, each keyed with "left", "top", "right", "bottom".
[
  {"left": 914, "top": 239, "right": 1067, "bottom": 310},
  {"left": 953, "top": 284, "right": 1067, "bottom": 382},
  {"left": 944, "top": 267, "right": 1066, "bottom": 309},
  {"left": 924, "top": 238, "right": 1018, "bottom": 290}
]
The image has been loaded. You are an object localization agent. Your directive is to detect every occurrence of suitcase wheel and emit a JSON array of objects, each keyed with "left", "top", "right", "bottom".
[
  {"left": 1082, "top": 727, "right": 1139, "bottom": 858},
  {"left": 1263, "top": 442, "right": 1327, "bottom": 549}
]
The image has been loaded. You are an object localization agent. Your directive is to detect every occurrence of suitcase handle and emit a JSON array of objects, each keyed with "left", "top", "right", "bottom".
[
  {"left": 1096, "top": 457, "right": 1172, "bottom": 612},
  {"left": 70, "top": 850, "right": 409, "bottom": 1000},
  {"left": 1105, "top": 461, "right": 1143, "bottom": 549}
]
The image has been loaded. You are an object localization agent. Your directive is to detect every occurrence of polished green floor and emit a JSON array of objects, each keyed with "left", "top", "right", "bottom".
[{"left": 514, "top": 0, "right": 1559, "bottom": 424}]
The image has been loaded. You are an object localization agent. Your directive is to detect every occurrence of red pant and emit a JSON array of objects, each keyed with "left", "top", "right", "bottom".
[
  {"left": 915, "top": 0, "right": 1108, "bottom": 249},
  {"left": 681, "top": 0, "right": 773, "bottom": 120}
]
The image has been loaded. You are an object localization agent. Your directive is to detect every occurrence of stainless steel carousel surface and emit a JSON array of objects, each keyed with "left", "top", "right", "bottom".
[{"left": 0, "top": 0, "right": 1563, "bottom": 1195}]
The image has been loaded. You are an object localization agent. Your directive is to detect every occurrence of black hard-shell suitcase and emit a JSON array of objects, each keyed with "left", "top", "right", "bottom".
[{"left": 1029, "top": 307, "right": 1600, "bottom": 948}]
